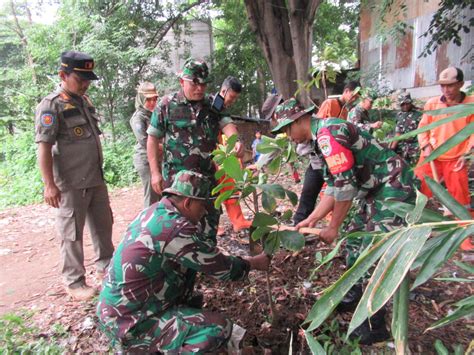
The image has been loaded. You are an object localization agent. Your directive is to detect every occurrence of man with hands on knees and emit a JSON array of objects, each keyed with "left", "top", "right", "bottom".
[
  {"left": 146, "top": 58, "right": 244, "bottom": 243},
  {"left": 272, "top": 98, "right": 416, "bottom": 344},
  {"left": 97, "top": 170, "right": 270, "bottom": 354}
]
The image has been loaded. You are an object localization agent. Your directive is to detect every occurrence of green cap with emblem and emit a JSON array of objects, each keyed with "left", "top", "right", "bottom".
[
  {"left": 271, "top": 98, "right": 315, "bottom": 133},
  {"left": 180, "top": 57, "right": 210, "bottom": 84},
  {"left": 162, "top": 170, "right": 215, "bottom": 200}
]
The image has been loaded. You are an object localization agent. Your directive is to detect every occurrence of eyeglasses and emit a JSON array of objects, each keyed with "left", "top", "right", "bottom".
[{"left": 182, "top": 78, "right": 207, "bottom": 87}]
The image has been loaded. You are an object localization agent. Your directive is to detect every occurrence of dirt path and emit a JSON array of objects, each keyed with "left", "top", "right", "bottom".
[{"left": 0, "top": 186, "right": 143, "bottom": 314}]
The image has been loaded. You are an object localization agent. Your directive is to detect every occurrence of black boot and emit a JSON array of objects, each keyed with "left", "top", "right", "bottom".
[
  {"left": 350, "top": 308, "right": 391, "bottom": 345},
  {"left": 336, "top": 284, "right": 363, "bottom": 313},
  {"left": 184, "top": 291, "right": 204, "bottom": 309}
]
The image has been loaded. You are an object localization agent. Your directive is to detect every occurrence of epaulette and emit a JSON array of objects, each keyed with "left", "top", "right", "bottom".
[{"left": 44, "top": 91, "right": 61, "bottom": 102}]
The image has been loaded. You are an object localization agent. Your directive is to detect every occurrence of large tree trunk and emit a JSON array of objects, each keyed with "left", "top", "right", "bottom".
[
  {"left": 288, "top": 0, "right": 321, "bottom": 106},
  {"left": 244, "top": 0, "right": 322, "bottom": 105}
]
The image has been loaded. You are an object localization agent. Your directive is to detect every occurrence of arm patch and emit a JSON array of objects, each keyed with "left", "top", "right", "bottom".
[{"left": 317, "top": 127, "right": 354, "bottom": 174}]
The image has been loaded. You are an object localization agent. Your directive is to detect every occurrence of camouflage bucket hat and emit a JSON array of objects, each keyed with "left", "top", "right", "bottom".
[
  {"left": 271, "top": 98, "right": 315, "bottom": 133},
  {"left": 180, "top": 57, "right": 210, "bottom": 84},
  {"left": 398, "top": 92, "right": 412, "bottom": 105},
  {"left": 162, "top": 170, "right": 215, "bottom": 200}
]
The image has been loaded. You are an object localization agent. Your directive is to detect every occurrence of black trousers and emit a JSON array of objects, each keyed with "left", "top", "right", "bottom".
[{"left": 293, "top": 164, "right": 325, "bottom": 225}]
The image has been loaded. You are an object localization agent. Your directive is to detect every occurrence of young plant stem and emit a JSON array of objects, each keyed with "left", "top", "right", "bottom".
[
  {"left": 392, "top": 275, "right": 409, "bottom": 354},
  {"left": 252, "top": 190, "right": 277, "bottom": 325}
]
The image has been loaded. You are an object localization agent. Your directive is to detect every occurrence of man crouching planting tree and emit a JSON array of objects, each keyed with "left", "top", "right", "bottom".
[
  {"left": 97, "top": 170, "right": 270, "bottom": 353},
  {"left": 272, "top": 98, "right": 417, "bottom": 344}
]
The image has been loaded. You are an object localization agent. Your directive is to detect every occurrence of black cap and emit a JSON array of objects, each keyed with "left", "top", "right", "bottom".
[{"left": 60, "top": 51, "right": 98, "bottom": 80}]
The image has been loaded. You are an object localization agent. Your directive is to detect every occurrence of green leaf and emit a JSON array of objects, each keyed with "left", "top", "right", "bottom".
[
  {"left": 256, "top": 142, "right": 280, "bottom": 154},
  {"left": 214, "top": 190, "right": 233, "bottom": 209},
  {"left": 453, "top": 260, "right": 474, "bottom": 274},
  {"left": 305, "top": 230, "right": 398, "bottom": 331},
  {"left": 278, "top": 230, "right": 305, "bottom": 251},
  {"left": 259, "top": 184, "right": 286, "bottom": 199},
  {"left": 405, "top": 190, "right": 428, "bottom": 225},
  {"left": 252, "top": 212, "right": 278, "bottom": 227},
  {"left": 425, "top": 177, "right": 472, "bottom": 220},
  {"left": 280, "top": 209, "right": 293, "bottom": 221},
  {"left": 384, "top": 200, "right": 449, "bottom": 223},
  {"left": 411, "top": 228, "right": 456, "bottom": 270},
  {"left": 241, "top": 185, "right": 256, "bottom": 199},
  {"left": 387, "top": 103, "right": 474, "bottom": 142},
  {"left": 251, "top": 226, "right": 271, "bottom": 241},
  {"left": 264, "top": 231, "right": 280, "bottom": 255},
  {"left": 426, "top": 295, "right": 474, "bottom": 331},
  {"left": 348, "top": 226, "right": 431, "bottom": 336},
  {"left": 223, "top": 155, "right": 244, "bottom": 182},
  {"left": 262, "top": 191, "right": 277, "bottom": 213},
  {"left": 309, "top": 237, "right": 346, "bottom": 279},
  {"left": 411, "top": 226, "right": 473, "bottom": 290},
  {"left": 214, "top": 168, "right": 226, "bottom": 181},
  {"left": 225, "top": 134, "right": 238, "bottom": 154},
  {"left": 267, "top": 154, "right": 282, "bottom": 174},
  {"left": 434, "top": 277, "right": 474, "bottom": 282},
  {"left": 304, "top": 332, "right": 326, "bottom": 355},
  {"left": 285, "top": 189, "right": 298, "bottom": 206},
  {"left": 211, "top": 181, "right": 235, "bottom": 196},
  {"left": 434, "top": 339, "right": 449, "bottom": 355},
  {"left": 421, "top": 123, "right": 474, "bottom": 164}
]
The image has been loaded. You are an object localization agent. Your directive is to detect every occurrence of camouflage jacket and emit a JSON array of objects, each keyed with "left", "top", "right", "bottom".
[
  {"left": 311, "top": 118, "right": 414, "bottom": 201},
  {"left": 395, "top": 110, "right": 422, "bottom": 146},
  {"left": 146, "top": 90, "right": 233, "bottom": 187},
  {"left": 129, "top": 107, "right": 151, "bottom": 163},
  {"left": 34, "top": 88, "right": 104, "bottom": 190},
  {"left": 348, "top": 105, "right": 372, "bottom": 133},
  {"left": 97, "top": 197, "right": 250, "bottom": 340}
]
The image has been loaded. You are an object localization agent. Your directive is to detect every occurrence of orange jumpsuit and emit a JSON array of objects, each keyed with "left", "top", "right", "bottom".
[{"left": 415, "top": 93, "right": 473, "bottom": 207}]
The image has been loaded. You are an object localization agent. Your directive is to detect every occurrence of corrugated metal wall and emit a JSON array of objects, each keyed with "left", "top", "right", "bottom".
[{"left": 360, "top": 1, "right": 472, "bottom": 97}]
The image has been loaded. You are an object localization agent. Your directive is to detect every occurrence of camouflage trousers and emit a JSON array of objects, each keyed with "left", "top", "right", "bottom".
[
  {"left": 344, "top": 186, "right": 415, "bottom": 268},
  {"left": 121, "top": 307, "right": 232, "bottom": 354},
  {"left": 395, "top": 143, "right": 419, "bottom": 167}
]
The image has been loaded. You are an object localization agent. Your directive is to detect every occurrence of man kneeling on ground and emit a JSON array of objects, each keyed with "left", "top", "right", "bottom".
[{"left": 97, "top": 170, "right": 270, "bottom": 353}]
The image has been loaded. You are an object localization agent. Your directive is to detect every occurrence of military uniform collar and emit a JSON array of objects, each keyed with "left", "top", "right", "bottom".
[
  {"left": 310, "top": 115, "right": 320, "bottom": 137},
  {"left": 176, "top": 89, "right": 206, "bottom": 106}
]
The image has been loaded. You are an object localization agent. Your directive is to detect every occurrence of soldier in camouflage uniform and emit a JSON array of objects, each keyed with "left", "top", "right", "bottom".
[
  {"left": 273, "top": 98, "right": 416, "bottom": 344},
  {"left": 35, "top": 51, "right": 114, "bottom": 301},
  {"left": 130, "top": 82, "right": 160, "bottom": 207},
  {"left": 146, "top": 58, "right": 244, "bottom": 243},
  {"left": 389, "top": 93, "right": 422, "bottom": 166},
  {"left": 97, "top": 170, "right": 270, "bottom": 353},
  {"left": 348, "top": 92, "right": 382, "bottom": 133}
]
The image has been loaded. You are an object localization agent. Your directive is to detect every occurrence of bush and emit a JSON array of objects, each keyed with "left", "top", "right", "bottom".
[{"left": 0, "top": 131, "right": 139, "bottom": 209}]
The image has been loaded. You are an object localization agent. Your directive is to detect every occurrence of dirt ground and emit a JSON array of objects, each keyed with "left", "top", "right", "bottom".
[{"left": 0, "top": 181, "right": 473, "bottom": 354}]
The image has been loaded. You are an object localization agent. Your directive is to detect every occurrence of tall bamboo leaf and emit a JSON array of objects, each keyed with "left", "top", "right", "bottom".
[
  {"left": 384, "top": 200, "right": 449, "bottom": 223},
  {"left": 425, "top": 177, "right": 472, "bottom": 220},
  {"left": 304, "top": 332, "right": 326, "bottom": 355},
  {"left": 411, "top": 228, "right": 456, "bottom": 270},
  {"left": 412, "top": 225, "right": 474, "bottom": 290},
  {"left": 387, "top": 103, "right": 474, "bottom": 142},
  {"left": 426, "top": 295, "right": 474, "bottom": 331},
  {"left": 348, "top": 226, "right": 431, "bottom": 335},
  {"left": 420, "top": 123, "right": 474, "bottom": 164},
  {"left": 406, "top": 190, "right": 428, "bottom": 225},
  {"left": 305, "top": 230, "right": 399, "bottom": 332}
]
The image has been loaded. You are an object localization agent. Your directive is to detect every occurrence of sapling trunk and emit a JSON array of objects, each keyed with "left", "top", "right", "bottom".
[{"left": 252, "top": 191, "right": 278, "bottom": 325}]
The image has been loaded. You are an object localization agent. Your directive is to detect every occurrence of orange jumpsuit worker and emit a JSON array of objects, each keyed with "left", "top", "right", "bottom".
[{"left": 414, "top": 67, "right": 473, "bottom": 250}]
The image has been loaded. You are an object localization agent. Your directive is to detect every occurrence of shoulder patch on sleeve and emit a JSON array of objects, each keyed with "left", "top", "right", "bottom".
[
  {"left": 40, "top": 112, "right": 55, "bottom": 127},
  {"left": 317, "top": 127, "right": 354, "bottom": 174}
]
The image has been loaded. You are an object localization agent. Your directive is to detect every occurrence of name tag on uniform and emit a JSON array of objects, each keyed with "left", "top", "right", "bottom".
[{"left": 317, "top": 127, "right": 354, "bottom": 175}]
